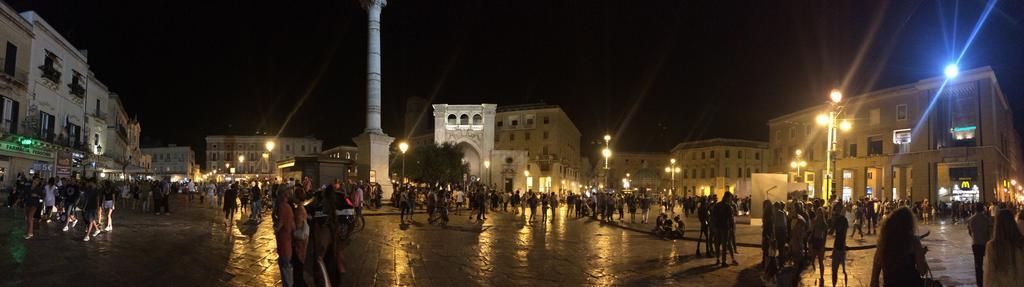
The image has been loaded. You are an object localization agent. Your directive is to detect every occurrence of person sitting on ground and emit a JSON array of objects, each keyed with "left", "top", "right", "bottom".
[{"left": 673, "top": 215, "right": 685, "bottom": 237}]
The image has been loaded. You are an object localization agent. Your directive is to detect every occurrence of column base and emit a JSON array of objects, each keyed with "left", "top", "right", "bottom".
[{"left": 353, "top": 131, "right": 395, "bottom": 200}]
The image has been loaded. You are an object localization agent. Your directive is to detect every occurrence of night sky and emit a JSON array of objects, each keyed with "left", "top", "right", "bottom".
[{"left": 8, "top": 0, "right": 1024, "bottom": 165}]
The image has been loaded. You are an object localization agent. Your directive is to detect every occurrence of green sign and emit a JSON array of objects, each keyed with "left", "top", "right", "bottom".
[{"left": 1, "top": 142, "right": 55, "bottom": 159}]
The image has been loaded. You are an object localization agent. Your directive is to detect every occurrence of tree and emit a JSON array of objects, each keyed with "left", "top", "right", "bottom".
[{"left": 402, "top": 142, "right": 469, "bottom": 185}]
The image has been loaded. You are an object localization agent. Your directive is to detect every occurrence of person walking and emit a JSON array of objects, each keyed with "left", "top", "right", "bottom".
[
  {"left": 207, "top": 181, "right": 217, "bottom": 208},
  {"left": 640, "top": 195, "right": 651, "bottom": 224},
  {"left": 761, "top": 201, "right": 774, "bottom": 269},
  {"left": 831, "top": 202, "right": 850, "bottom": 287},
  {"left": 62, "top": 179, "right": 81, "bottom": 232},
  {"left": 22, "top": 177, "right": 42, "bottom": 239},
  {"left": 274, "top": 187, "right": 296, "bottom": 287},
  {"left": 101, "top": 181, "right": 116, "bottom": 231},
  {"left": 399, "top": 188, "right": 411, "bottom": 224},
  {"left": 540, "top": 193, "right": 549, "bottom": 224},
  {"left": 809, "top": 207, "right": 828, "bottom": 282},
  {"left": 43, "top": 178, "right": 57, "bottom": 223},
  {"left": 291, "top": 188, "right": 310, "bottom": 287},
  {"left": 712, "top": 192, "right": 737, "bottom": 266},
  {"left": 82, "top": 181, "right": 102, "bottom": 242},
  {"left": 224, "top": 183, "right": 238, "bottom": 222},
  {"left": 983, "top": 209, "right": 1024, "bottom": 287},
  {"left": 527, "top": 191, "right": 538, "bottom": 223},
  {"left": 968, "top": 204, "right": 992, "bottom": 287},
  {"left": 870, "top": 207, "right": 929, "bottom": 287}
]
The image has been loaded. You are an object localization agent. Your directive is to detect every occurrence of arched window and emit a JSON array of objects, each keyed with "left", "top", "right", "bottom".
[
  {"left": 459, "top": 114, "right": 469, "bottom": 125},
  {"left": 447, "top": 114, "right": 457, "bottom": 125},
  {"left": 472, "top": 114, "right": 482, "bottom": 125}
]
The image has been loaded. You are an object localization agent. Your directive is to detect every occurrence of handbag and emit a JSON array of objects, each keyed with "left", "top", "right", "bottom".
[{"left": 293, "top": 220, "right": 310, "bottom": 240}]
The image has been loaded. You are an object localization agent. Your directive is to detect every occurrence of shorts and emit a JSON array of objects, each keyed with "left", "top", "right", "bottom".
[
  {"left": 103, "top": 200, "right": 114, "bottom": 209},
  {"left": 84, "top": 209, "right": 97, "bottom": 223}
]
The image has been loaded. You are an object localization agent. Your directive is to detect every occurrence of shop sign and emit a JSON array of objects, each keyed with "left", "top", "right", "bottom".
[{"left": 1, "top": 142, "right": 55, "bottom": 159}]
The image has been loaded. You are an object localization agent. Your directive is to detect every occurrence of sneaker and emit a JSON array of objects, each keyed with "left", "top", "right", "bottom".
[
  {"left": 156, "top": 212, "right": 161, "bottom": 215},
  {"left": 24, "top": 233, "right": 33, "bottom": 239},
  {"left": 63, "top": 226, "right": 69, "bottom": 232},
  {"left": 165, "top": 212, "right": 171, "bottom": 215},
  {"left": 92, "top": 230, "right": 101, "bottom": 237},
  {"left": 71, "top": 220, "right": 78, "bottom": 228},
  {"left": 104, "top": 226, "right": 112, "bottom": 232},
  {"left": 83, "top": 235, "right": 90, "bottom": 242}
]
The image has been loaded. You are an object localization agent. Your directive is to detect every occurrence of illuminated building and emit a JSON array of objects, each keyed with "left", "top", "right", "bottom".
[{"left": 769, "top": 66, "right": 1023, "bottom": 203}]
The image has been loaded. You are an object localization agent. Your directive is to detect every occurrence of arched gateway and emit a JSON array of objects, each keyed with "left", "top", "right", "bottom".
[{"left": 432, "top": 104, "right": 495, "bottom": 178}]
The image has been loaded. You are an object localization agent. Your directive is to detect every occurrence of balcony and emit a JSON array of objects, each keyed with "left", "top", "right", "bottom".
[
  {"left": 0, "top": 58, "right": 28, "bottom": 86},
  {"left": 39, "top": 64, "right": 61, "bottom": 83},
  {"left": 68, "top": 82, "right": 86, "bottom": 98}
]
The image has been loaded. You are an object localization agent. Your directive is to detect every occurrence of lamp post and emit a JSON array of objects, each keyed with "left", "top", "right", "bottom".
[
  {"left": 238, "top": 154, "right": 245, "bottom": 174},
  {"left": 665, "top": 158, "right": 679, "bottom": 196},
  {"left": 398, "top": 141, "right": 409, "bottom": 184},
  {"left": 483, "top": 160, "right": 491, "bottom": 186},
  {"left": 602, "top": 134, "right": 612, "bottom": 190},
  {"left": 817, "top": 89, "right": 852, "bottom": 201},
  {"left": 265, "top": 141, "right": 275, "bottom": 176},
  {"left": 789, "top": 149, "right": 808, "bottom": 183}
]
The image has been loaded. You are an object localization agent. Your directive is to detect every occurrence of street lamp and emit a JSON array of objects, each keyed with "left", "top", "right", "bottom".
[
  {"left": 483, "top": 160, "right": 491, "bottom": 186},
  {"left": 665, "top": 158, "right": 679, "bottom": 196},
  {"left": 398, "top": 141, "right": 409, "bottom": 184},
  {"left": 237, "top": 154, "right": 245, "bottom": 174},
  {"left": 944, "top": 64, "right": 959, "bottom": 78},
  {"left": 818, "top": 88, "right": 852, "bottom": 201}
]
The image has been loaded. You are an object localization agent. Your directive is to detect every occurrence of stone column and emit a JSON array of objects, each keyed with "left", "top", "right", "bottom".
[
  {"left": 363, "top": 0, "right": 385, "bottom": 134},
  {"left": 354, "top": 0, "right": 394, "bottom": 199}
]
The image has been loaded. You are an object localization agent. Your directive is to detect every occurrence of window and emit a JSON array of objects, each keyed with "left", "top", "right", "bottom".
[
  {"left": 526, "top": 118, "right": 534, "bottom": 126},
  {"left": 869, "top": 109, "right": 880, "bottom": 125},
  {"left": 69, "top": 70, "right": 85, "bottom": 97},
  {"left": 893, "top": 129, "right": 911, "bottom": 153},
  {"left": 472, "top": 114, "right": 482, "bottom": 125},
  {"left": 4, "top": 42, "right": 16, "bottom": 78},
  {"left": 69, "top": 123, "right": 81, "bottom": 147},
  {"left": 700, "top": 169, "right": 706, "bottom": 178},
  {"left": 286, "top": 145, "right": 291, "bottom": 152},
  {"left": 746, "top": 168, "right": 751, "bottom": 177},
  {"left": 710, "top": 168, "right": 716, "bottom": 178},
  {"left": 525, "top": 132, "right": 531, "bottom": 140},
  {"left": 39, "top": 111, "right": 55, "bottom": 141},
  {"left": 896, "top": 104, "right": 908, "bottom": 121},
  {"left": 459, "top": 114, "right": 469, "bottom": 125},
  {"left": 301, "top": 145, "right": 306, "bottom": 152},
  {"left": 848, "top": 143, "right": 857, "bottom": 157},
  {"left": 867, "top": 136, "right": 883, "bottom": 155},
  {"left": 542, "top": 145, "right": 549, "bottom": 155},
  {"left": 543, "top": 116, "right": 549, "bottom": 124},
  {"left": 738, "top": 167, "right": 742, "bottom": 177},
  {"left": 682, "top": 168, "right": 688, "bottom": 179},
  {"left": 509, "top": 133, "right": 515, "bottom": 141},
  {"left": 738, "top": 150, "right": 744, "bottom": 159},
  {"left": 701, "top": 152, "right": 706, "bottom": 160},
  {"left": 710, "top": 151, "right": 715, "bottom": 159},
  {"left": 0, "top": 96, "right": 18, "bottom": 133},
  {"left": 755, "top": 152, "right": 760, "bottom": 160},
  {"left": 807, "top": 148, "right": 814, "bottom": 161},
  {"left": 497, "top": 121, "right": 503, "bottom": 127},
  {"left": 511, "top": 120, "right": 519, "bottom": 126},
  {"left": 543, "top": 131, "right": 549, "bottom": 139},
  {"left": 725, "top": 150, "right": 730, "bottom": 158},
  {"left": 447, "top": 114, "right": 457, "bottom": 125},
  {"left": 789, "top": 127, "right": 794, "bottom": 139},
  {"left": 211, "top": 153, "right": 217, "bottom": 161},
  {"left": 725, "top": 168, "right": 730, "bottom": 178},
  {"left": 494, "top": 133, "right": 500, "bottom": 142},
  {"left": 41, "top": 50, "right": 61, "bottom": 83}
]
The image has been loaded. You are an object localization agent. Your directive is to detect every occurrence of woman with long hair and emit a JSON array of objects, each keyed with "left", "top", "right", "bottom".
[
  {"left": 761, "top": 200, "right": 774, "bottom": 268},
  {"left": 983, "top": 209, "right": 1024, "bottom": 287},
  {"left": 870, "top": 207, "right": 928, "bottom": 287}
]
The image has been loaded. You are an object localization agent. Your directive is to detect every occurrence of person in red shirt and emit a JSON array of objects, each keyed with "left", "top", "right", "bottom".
[{"left": 275, "top": 187, "right": 296, "bottom": 286}]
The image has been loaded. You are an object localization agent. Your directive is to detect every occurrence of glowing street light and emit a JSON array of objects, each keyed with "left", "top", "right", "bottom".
[
  {"left": 666, "top": 158, "right": 679, "bottom": 196},
  {"left": 265, "top": 141, "right": 275, "bottom": 152},
  {"left": 483, "top": 160, "right": 491, "bottom": 185},
  {"left": 818, "top": 88, "right": 851, "bottom": 200},
  {"left": 944, "top": 64, "right": 959, "bottom": 78},
  {"left": 829, "top": 89, "right": 843, "bottom": 103},
  {"left": 398, "top": 141, "right": 409, "bottom": 183}
]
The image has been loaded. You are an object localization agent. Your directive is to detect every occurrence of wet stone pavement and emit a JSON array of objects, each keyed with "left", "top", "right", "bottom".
[{"left": 1, "top": 197, "right": 983, "bottom": 287}]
